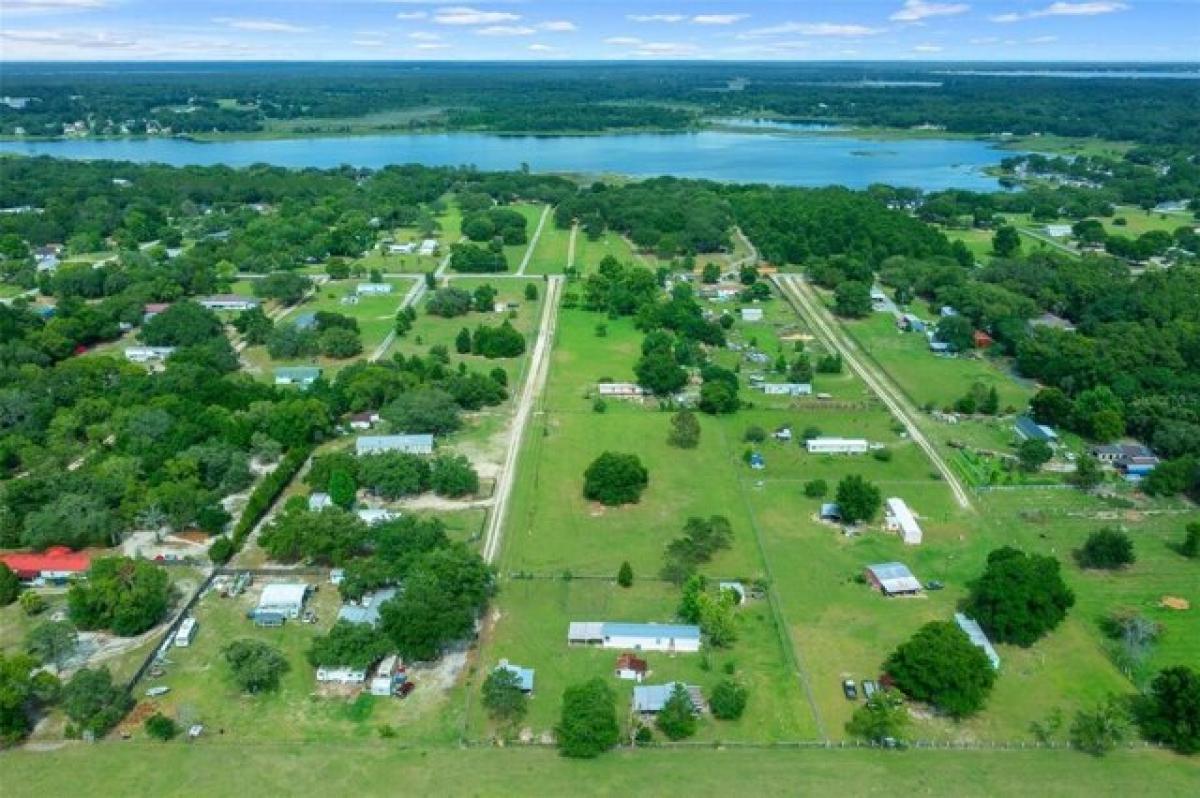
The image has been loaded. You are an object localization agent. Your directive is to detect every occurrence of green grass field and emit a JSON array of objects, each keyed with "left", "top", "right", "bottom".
[
  {"left": 573, "top": 229, "right": 640, "bottom": 273},
  {"left": 524, "top": 215, "right": 573, "bottom": 275},
  {"left": 6, "top": 745, "right": 1197, "bottom": 798},
  {"left": 842, "top": 312, "right": 1033, "bottom": 413}
]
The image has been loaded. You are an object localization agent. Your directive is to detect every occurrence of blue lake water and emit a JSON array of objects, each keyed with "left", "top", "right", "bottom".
[{"left": 0, "top": 130, "right": 1019, "bottom": 191}]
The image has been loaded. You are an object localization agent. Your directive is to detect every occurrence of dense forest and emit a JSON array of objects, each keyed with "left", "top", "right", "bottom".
[{"left": 3, "top": 62, "right": 1197, "bottom": 147}]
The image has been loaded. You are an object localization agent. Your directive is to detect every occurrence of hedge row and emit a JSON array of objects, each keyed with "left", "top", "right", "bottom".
[{"left": 217, "top": 445, "right": 313, "bottom": 563}]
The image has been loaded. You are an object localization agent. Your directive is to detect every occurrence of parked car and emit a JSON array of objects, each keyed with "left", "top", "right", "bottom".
[
  {"left": 398, "top": 681, "right": 416, "bottom": 698},
  {"left": 842, "top": 679, "right": 858, "bottom": 700},
  {"left": 862, "top": 680, "right": 878, "bottom": 700}
]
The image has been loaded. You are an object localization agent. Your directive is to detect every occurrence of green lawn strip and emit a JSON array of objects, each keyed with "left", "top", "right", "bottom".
[
  {"left": 524, "top": 215, "right": 573, "bottom": 275},
  {"left": 573, "top": 230, "right": 639, "bottom": 274}
]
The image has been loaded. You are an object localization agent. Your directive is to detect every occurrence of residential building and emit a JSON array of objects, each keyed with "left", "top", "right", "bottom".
[
  {"left": 256, "top": 583, "right": 308, "bottom": 619},
  {"left": 1090, "top": 443, "right": 1154, "bottom": 465},
  {"left": 0, "top": 546, "right": 91, "bottom": 583},
  {"left": 1031, "top": 312, "right": 1077, "bottom": 333},
  {"left": 633, "top": 683, "right": 703, "bottom": 714},
  {"left": 1015, "top": 416, "right": 1058, "bottom": 444},
  {"left": 761, "top": 382, "right": 812, "bottom": 396},
  {"left": 805, "top": 437, "right": 869, "bottom": 455},
  {"left": 615, "top": 652, "right": 649, "bottom": 682},
  {"left": 741, "top": 307, "right": 763, "bottom": 322},
  {"left": 293, "top": 312, "right": 318, "bottom": 331},
  {"left": 355, "top": 434, "right": 434, "bottom": 456},
  {"left": 337, "top": 588, "right": 397, "bottom": 627},
  {"left": 389, "top": 242, "right": 416, "bottom": 255},
  {"left": 898, "top": 313, "right": 925, "bottom": 333},
  {"left": 274, "top": 366, "right": 322, "bottom": 387},
  {"left": 308, "top": 492, "right": 333, "bottom": 512},
  {"left": 884, "top": 497, "right": 923, "bottom": 545},
  {"left": 348, "top": 411, "right": 380, "bottom": 430},
  {"left": 356, "top": 283, "right": 393, "bottom": 296},
  {"left": 494, "top": 659, "right": 535, "bottom": 693},
  {"left": 1044, "top": 224, "right": 1073, "bottom": 238},
  {"left": 973, "top": 330, "right": 994, "bottom": 348},
  {"left": 124, "top": 346, "right": 175, "bottom": 364},
  {"left": 418, "top": 239, "right": 438, "bottom": 256},
  {"left": 370, "top": 656, "right": 405, "bottom": 696},
  {"left": 864, "top": 562, "right": 923, "bottom": 596},
  {"left": 198, "top": 294, "right": 258, "bottom": 312},
  {"left": 954, "top": 613, "right": 1001, "bottom": 670},
  {"left": 929, "top": 340, "right": 952, "bottom": 354},
  {"left": 175, "top": 618, "right": 198, "bottom": 648},
  {"left": 143, "top": 302, "right": 171, "bottom": 321},
  {"left": 819, "top": 503, "right": 843, "bottom": 522},
  {"left": 567, "top": 622, "right": 702, "bottom": 653},
  {"left": 719, "top": 581, "right": 746, "bottom": 605},
  {"left": 597, "top": 382, "right": 646, "bottom": 398}
]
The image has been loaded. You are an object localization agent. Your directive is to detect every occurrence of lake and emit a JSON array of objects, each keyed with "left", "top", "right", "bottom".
[{"left": 0, "top": 130, "right": 1019, "bottom": 191}]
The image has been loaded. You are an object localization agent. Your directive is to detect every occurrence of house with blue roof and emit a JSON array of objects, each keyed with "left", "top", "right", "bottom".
[
  {"left": 633, "top": 682, "right": 705, "bottom": 714},
  {"left": 494, "top": 659, "right": 535, "bottom": 693},
  {"left": 567, "top": 621, "right": 702, "bottom": 653}
]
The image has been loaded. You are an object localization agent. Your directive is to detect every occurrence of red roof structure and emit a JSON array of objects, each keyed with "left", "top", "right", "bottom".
[
  {"left": 0, "top": 546, "right": 91, "bottom": 579},
  {"left": 973, "top": 330, "right": 995, "bottom": 348},
  {"left": 615, "top": 651, "right": 648, "bottom": 674}
]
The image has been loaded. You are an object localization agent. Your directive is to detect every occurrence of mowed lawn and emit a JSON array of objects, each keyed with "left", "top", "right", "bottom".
[
  {"left": 143, "top": 580, "right": 464, "bottom": 745},
  {"left": 7, "top": 745, "right": 1199, "bottom": 798},
  {"left": 842, "top": 311, "right": 1033, "bottom": 412},
  {"left": 573, "top": 229, "right": 640, "bottom": 273},
  {"left": 469, "top": 579, "right": 814, "bottom": 742},
  {"left": 524, "top": 215, "right": 573, "bottom": 275}
]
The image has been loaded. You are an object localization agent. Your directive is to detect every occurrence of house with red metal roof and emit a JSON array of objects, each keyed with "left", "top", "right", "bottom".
[{"left": 0, "top": 546, "right": 91, "bottom": 583}]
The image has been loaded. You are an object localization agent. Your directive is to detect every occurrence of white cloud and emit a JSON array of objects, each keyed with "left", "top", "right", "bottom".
[
  {"left": 432, "top": 7, "right": 520, "bottom": 25},
  {"left": 476, "top": 25, "right": 536, "bottom": 36},
  {"left": 408, "top": 31, "right": 442, "bottom": 40},
  {"left": 627, "top": 14, "right": 686, "bottom": 23},
  {"left": 539, "top": 20, "right": 577, "bottom": 32},
  {"left": 395, "top": 12, "right": 427, "bottom": 20},
  {"left": 212, "top": 18, "right": 311, "bottom": 34},
  {"left": 415, "top": 42, "right": 450, "bottom": 50},
  {"left": 968, "top": 35, "right": 1000, "bottom": 44},
  {"left": 990, "top": 2, "right": 1129, "bottom": 22},
  {"left": 528, "top": 43, "right": 559, "bottom": 52},
  {"left": 692, "top": 14, "right": 749, "bottom": 25},
  {"left": 913, "top": 43, "right": 944, "bottom": 52},
  {"left": 2, "top": 28, "right": 135, "bottom": 48},
  {"left": 604, "top": 36, "right": 643, "bottom": 45},
  {"left": 890, "top": 2, "right": 969, "bottom": 22},
  {"left": 630, "top": 41, "right": 700, "bottom": 56},
  {"left": 2, "top": 0, "right": 107, "bottom": 16},
  {"left": 1028, "top": 34, "right": 1059, "bottom": 43},
  {"left": 352, "top": 39, "right": 386, "bottom": 47},
  {"left": 740, "top": 22, "right": 886, "bottom": 38}
]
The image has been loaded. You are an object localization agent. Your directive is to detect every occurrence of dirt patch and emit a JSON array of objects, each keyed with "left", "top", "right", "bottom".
[
  {"left": 391, "top": 494, "right": 495, "bottom": 512},
  {"left": 115, "top": 700, "right": 159, "bottom": 736},
  {"left": 1160, "top": 596, "right": 1190, "bottom": 610}
]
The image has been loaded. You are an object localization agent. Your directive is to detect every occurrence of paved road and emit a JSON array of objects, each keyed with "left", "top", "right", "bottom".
[
  {"left": 773, "top": 274, "right": 974, "bottom": 512},
  {"left": 566, "top": 223, "right": 578, "bottom": 271},
  {"left": 732, "top": 225, "right": 759, "bottom": 269},
  {"left": 481, "top": 275, "right": 563, "bottom": 564},
  {"left": 516, "top": 204, "right": 551, "bottom": 276}
]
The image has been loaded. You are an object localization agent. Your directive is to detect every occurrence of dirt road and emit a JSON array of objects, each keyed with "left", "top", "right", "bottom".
[
  {"left": 481, "top": 275, "right": 563, "bottom": 564},
  {"left": 370, "top": 246, "right": 454, "bottom": 362},
  {"left": 773, "top": 273, "right": 974, "bottom": 511},
  {"left": 516, "top": 204, "right": 551, "bottom": 276}
]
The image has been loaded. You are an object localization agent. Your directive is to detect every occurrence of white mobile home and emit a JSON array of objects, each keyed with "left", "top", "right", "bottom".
[
  {"left": 198, "top": 295, "right": 258, "bottom": 312},
  {"left": 884, "top": 497, "right": 923, "bottom": 545},
  {"left": 356, "top": 283, "right": 394, "bottom": 296},
  {"left": 355, "top": 434, "right": 434, "bottom": 456},
  {"left": 740, "top": 307, "right": 763, "bottom": 322},
  {"left": 256, "top": 583, "right": 308, "bottom": 619},
  {"left": 761, "top": 382, "right": 812, "bottom": 397},
  {"left": 805, "top": 437, "right": 869, "bottom": 455},
  {"left": 567, "top": 622, "right": 701, "bottom": 653},
  {"left": 124, "top": 346, "right": 176, "bottom": 364},
  {"left": 316, "top": 666, "right": 367, "bottom": 685},
  {"left": 175, "top": 617, "right": 197, "bottom": 647}
]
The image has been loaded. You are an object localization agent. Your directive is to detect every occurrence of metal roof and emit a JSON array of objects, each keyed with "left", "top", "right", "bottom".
[
  {"left": 337, "top": 588, "right": 397, "bottom": 627},
  {"left": 633, "top": 683, "right": 693, "bottom": 713},
  {"left": 495, "top": 660, "right": 535, "bottom": 692},
  {"left": 356, "top": 434, "right": 434, "bottom": 455},
  {"left": 866, "top": 562, "right": 922, "bottom": 594},
  {"left": 603, "top": 623, "right": 701, "bottom": 641},
  {"left": 258, "top": 583, "right": 308, "bottom": 608},
  {"left": 955, "top": 612, "right": 1001, "bottom": 670}
]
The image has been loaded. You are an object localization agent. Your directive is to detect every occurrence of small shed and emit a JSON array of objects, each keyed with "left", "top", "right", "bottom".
[
  {"left": 615, "top": 652, "right": 649, "bottom": 682},
  {"left": 495, "top": 659, "right": 535, "bottom": 693},
  {"left": 1015, "top": 416, "right": 1057, "bottom": 444},
  {"left": 355, "top": 434, "right": 434, "bottom": 456},
  {"left": 175, "top": 617, "right": 197, "bottom": 647},
  {"left": 864, "top": 562, "right": 922, "bottom": 596},
  {"left": 633, "top": 683, "right": 703, "bottom": 714},
  {"left": 308, "top": 492, "right": 333, "bottom": 512},
  {"left": 884, "top": 497, "right": 923, "bottom": 545},
  {"left": 955, "top": 612, "right": 1001, "bottom": 670},
  {"left": 741, "top": 307, "right": 764, "bottom": 322}
]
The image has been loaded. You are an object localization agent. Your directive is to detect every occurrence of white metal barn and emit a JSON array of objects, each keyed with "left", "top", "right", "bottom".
[
  {"left": 256, "top": 583, "right": 309, "bottom": 619},
  {"left": 762, "top": 383, "right": 812, "bottom": 397},
  {"left": 316, "top": 666, "right": 367, "bottom": 684},
  {"left": 884, "top": 497, "right": 924, "bottom": 545},
  {"left": 805, "top": 437, "right": 869, "bottom": 455},
  {"left": 356, "top": 434, "right": 434, "bottom": 456}
]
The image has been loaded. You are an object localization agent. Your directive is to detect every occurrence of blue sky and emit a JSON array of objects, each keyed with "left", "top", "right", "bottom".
[{"left": 1, "top": 1, "right": 1196, "bottom": 61}]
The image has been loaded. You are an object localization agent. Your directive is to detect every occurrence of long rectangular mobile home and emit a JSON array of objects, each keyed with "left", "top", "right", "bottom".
[{"left": 805, "top": 437, "right": 869, "bottom": 455}]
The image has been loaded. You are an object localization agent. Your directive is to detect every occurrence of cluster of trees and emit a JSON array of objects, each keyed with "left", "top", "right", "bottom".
[
  {"left": 963, "top": 547, "right": 1075, "bottom": 647},
  {"left": 462, "top": 207, "right": 527, "bottom": 246},
  {"left": 267, "top": 311, "right": 363, "bottom": 360},
  {"left": 67, "top": 556, "right": 173, "bottom": 637},
  {"left": 304, "top": 449, "right": 479, "bottom": 505},
  {"left": 449, "top": 242, "right": 508, "bottom": 273},
  {"left": 678, "top": 575, "right": 739, "bottom": 648},
  {"left": 457, "top": 321, "right": 526, "bottom": 359},
  {"left": 660, "top": 515, "right": 733, "bottom": 584},
  {"left": 582, "top": 452, "right": 649, "bottom": 506}
]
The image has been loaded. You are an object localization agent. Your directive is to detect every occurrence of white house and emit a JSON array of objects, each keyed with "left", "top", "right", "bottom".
[
  {"left": 356, "top": 283, "right": 393, "bottom": 296},
  {"left": 198, "top": 294, "right": 258, "bottom": 312},
  {"left": 308, "top": 492, "right": 333, "bottom": 512},
  {"left": 1044, "top": 224, "right": 1073, "bottom": 238},
  {"left": 388, "top": 242, "right": 416, "bottom": 255},
  {"left": 567, "top": 622, "right": 701, "bottom": 653},
  {"left": 761, "top": 382, "right": 812, "bottom": 397},
  {"left": 355, "top": 434, "right": 434, "bottom": 456},
  {"left": 316, "top": 666, "right": 367, "bottom": 685},
  {"left": 256, "top": 583, "right": 308, "bottom": 619},
  {"left": 370, "top": 656, "right": 404, "bottom": 696},
  {"left": 418, "top": 239, "right": 438, "bottom": 256},
  {"left": 805, "top": 437, "right": 869, "bottom": 455},
  {"left": 124, "top": 346, "right": 175, "bottom": 364},
  {"left": 274, "top": 367, "right": 322, "bottom": 387},
  {"left": 175, "top": 617, "right": 197, "bottom": 647},
  {"left": 349, "top": 411, "right": 380, "bottom": 430},
  {"left": 633, "top": 683, "right": 702, "bottom": 714},
  {"left": 338, "top": 588, "right": 397, "bottom": 627},
  {"left": 884, "top": 497, "right": 923, "bottom": 545},
  {"left": 740, "top": 307, "right": 764, "bottom": 322}
]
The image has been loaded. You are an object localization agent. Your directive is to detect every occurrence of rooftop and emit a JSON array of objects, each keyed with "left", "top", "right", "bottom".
[
  {"left": 495, "top": 659, "right": 535, "bottom": 692},
  {"left": 0, "top": 546, "right": 91, "bottom": 577},
  {"left": 258, "top": 583, "right": 308, "bottom": 608}
]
